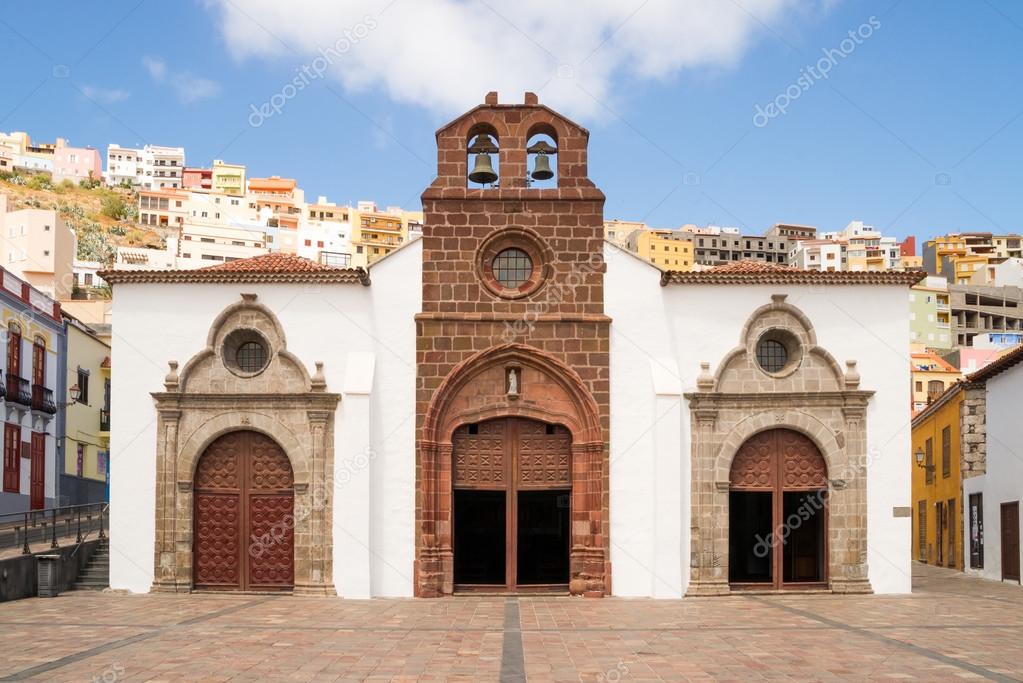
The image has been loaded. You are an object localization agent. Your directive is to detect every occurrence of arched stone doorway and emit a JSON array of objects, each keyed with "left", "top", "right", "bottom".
[
  {"left": 452, "top": 416, "right": 572, "bottom": 590},
  {"left": 416, "top": 344, "right": 606, "bottom": 597},
  {"left": 728, "top": 429, "right": 828, "bottom": 590},
  {"left": 193, "top": 430, "right": 295, "bottom": 591}
]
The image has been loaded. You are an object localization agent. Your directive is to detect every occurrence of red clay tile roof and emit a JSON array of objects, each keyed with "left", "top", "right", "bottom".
[
  {"left": 660, "top": 260, "right": 926, "bottom": 285},
  {"left": 100, "top": 253, "right": 369, "bottom": 285},
  {"left": 198, "top": 253, "right": 340, "bottom": 273}
]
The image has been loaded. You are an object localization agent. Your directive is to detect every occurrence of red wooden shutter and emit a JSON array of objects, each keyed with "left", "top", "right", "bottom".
[
  {"left": 3, "top": 424, "right": 20, "bottom": 493},
  {"left": 32, "top": 341, "right": 44, "bottom": 386},
  {"left": 6, "top": 331, "right": 20, "bottom": 378}
]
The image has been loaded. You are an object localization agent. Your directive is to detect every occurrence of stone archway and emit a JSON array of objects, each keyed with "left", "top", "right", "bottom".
[
  {"left": 686, "top": 294, "right": 873, "bottom": 596},
  {"left": 728, "top": 428, "right": 829, "bottom": 589},
  {"left": 416, "top": 344, "right": 606, "bottom": 597},
  {"left": 150, "top": 294, "right": 339, "bottom": 595}
]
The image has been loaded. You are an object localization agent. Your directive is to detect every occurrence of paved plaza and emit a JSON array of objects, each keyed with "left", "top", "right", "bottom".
[{"left": 0, "top": 564, "right": 1021, "bottom": 682}]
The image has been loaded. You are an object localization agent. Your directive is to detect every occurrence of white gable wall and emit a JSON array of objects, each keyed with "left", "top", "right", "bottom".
[
  {"left": 109, "top": 241, "right": 421, "bottom": 596},
  {"left": 606, "top": 244, "right": 912, "bottom": 596}
]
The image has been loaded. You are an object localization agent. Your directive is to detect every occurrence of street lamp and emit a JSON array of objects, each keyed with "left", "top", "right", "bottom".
[{"left": 914, "top": 447, "right": 934, "bottom": 477}]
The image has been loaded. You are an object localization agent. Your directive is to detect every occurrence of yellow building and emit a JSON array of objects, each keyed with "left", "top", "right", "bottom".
[
  {"left": 625, "top": 228, "right": 694, "bottom": 270},
  {"left": 211, "top": 159, "right": 246, "bottom": 196},
  {"left": 62, "top": 314, "right": 111, "bottom": 503},
  {"left": 911, "top": 350, "right": 962, "bottom": 413},
  {"left": 953, "top": 254, "right": 989, "bottom": 285},
  {"left": 911, "top": 383, "right": 963, "bottom": 569},
  {"left": 352, "top": 202, "right": 423, "bottom": 262},
  {"left": 603, "top": 219, "right": 646, "bottom": 249}
]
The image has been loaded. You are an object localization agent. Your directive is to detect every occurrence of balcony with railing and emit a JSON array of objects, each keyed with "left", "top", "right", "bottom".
[
  {"left": 100, "top": 409, "right": 110, "bottom": 432},
  {"left": 6, "top": 375, "right": 31, "bottom": 406},
  {"left": 31, "top": 384, "right": 56, "bottom": 414}
]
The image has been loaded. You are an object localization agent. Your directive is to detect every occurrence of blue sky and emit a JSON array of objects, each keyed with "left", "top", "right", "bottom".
[{"left": 1, "top": 1, "right": 1021, "bottom": 243}]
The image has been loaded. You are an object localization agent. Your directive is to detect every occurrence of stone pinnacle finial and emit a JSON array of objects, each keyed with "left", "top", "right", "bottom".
[
  {"left": 697, "top": 362, "right": 714, "bottom": 391},
  {"left": 165, "top": 361, "right": 179, "bottom": 391},
  {"left": 311, "top": 361, "right": 326, "bottom": 391}
]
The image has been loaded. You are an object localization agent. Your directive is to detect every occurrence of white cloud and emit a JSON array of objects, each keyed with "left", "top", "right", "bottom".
[
  {"left": 143, "top": 55, "right": 221, "bottom": 104},
  {"left": 80, "top": 85, "right": 130, "bottom": 103},
  {"left": 205, "top": 0, "right": 819, "bottom": 118}
]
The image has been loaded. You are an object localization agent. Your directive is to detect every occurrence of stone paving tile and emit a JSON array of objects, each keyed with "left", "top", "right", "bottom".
[{"left": 0, "top": 564, "right": 1021, "bottom": 682}]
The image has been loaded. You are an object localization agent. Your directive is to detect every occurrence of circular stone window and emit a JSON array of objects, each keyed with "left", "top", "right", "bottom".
[
  {"left": 223, "top": 329, "right": 270, "bottom": 377},
  {"left": 492, "top": 248, "right": 533, "bottom": 289},
  {"left": 755, "top": 329, "right": 801, "bottom": 376},
  {"left": 477, "top": 229, "right": 550, "bottom": 299}
]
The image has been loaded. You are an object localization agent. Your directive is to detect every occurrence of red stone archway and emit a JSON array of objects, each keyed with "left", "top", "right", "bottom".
[{"left": 416, "top": 343, "right": 605, "bottom": 597}]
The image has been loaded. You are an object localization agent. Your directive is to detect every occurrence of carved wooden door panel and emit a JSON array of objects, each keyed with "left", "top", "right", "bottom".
[
  {"left": 729, "top": 429, "right": 828, "bottom": 589},
  {"left": 452, "top": 417, "right": 572, "bottom": 590},
  {"left": 194, "top": 431, "right": 294, "bottom": 591}
]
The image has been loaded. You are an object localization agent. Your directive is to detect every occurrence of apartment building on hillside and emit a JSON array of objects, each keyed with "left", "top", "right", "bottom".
[
  {"left": 624, "top": 228, "right": 693, "bottom": 270},
  {"left": 0, "top": 195, "right": 75, "bottom": 299}
]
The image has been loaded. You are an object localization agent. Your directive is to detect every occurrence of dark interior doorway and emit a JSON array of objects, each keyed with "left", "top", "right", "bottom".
[
  {"left": 453, "top": 490, "right": 506, "bottom": 585},
  {"left": 729, "top": 491, "right": 773, "bottom": 583},
  {"left": 783, "top": 491, "right": 826, "bottom": 583},
  {"left": 517, "top": 489, "right": 570, "bottom": 585},
  {"left": 728, "top": 429, "right": 829, "bottom": 590}
]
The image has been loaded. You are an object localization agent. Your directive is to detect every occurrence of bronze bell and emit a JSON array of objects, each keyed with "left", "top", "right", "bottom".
[
  {"left": 530, "top": 151, "right": 554, "bottom": 181},
  {"left": 469, "top": 152, "right": 498, "bottom": 185}
]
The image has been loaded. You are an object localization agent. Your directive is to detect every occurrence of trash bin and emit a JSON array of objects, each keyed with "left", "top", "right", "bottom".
[{"left": 37, "top": 555, "right": 61, "bottom": 598}]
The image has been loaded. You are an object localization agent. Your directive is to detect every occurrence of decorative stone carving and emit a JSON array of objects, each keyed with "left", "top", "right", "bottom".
[
  {"left": 685, "top": 295, "right": 874, "bottom": 596},
  {"left": 150, "top": 294, "right": 339, "bottom": 596}
]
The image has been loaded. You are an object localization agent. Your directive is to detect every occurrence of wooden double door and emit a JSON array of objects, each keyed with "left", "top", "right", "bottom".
[
  {"left": 193, "top": 431, "right": 295, "bottom": 591},
  {"left": 452, "top": 417, "right": 572, "bottom": 591},
  {"left": 728, "top": 429, "right": 829, "bottom": 589},
  {"left": 1002, "top": 501, "right": 1020, "bottom": 583}
]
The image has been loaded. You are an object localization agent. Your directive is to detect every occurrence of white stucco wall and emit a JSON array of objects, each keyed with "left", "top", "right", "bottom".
[
  {"left": 605, "top": 244, "right": 912, "bottom": 596},
  {"left": 109, "top": 241, "right": 420, "bottom": 596},
  {"left": 963, "top": 365, "right": 1023, "bottom": 583}
]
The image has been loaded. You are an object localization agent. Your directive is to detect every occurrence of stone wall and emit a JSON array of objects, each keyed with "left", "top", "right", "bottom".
[
  {"left": 960, "top": 385, "right": 987, "bottom": 478},
  {"left": 415, "top": 93, "right": 610, "bottom": 597}
]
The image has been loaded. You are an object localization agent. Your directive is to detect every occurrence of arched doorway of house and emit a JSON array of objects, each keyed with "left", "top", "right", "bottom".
[
  {"left": 452, "top": 417, "right": 571, "bottom": 591},
  {"left": 728, "top": 428, "right": 828, "bottom": 590},
  {"left": 193, "top": 430, "right": 295, "bottom": 591}
]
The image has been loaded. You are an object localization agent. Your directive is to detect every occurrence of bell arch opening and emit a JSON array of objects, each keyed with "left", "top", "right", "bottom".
[{"left": 728, "top": 428, "right": 828, "bottom": 589}]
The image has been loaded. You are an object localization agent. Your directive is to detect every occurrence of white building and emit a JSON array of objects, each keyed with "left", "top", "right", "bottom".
[
  {"left": 105, "top": 144, "right": 185, "bottom": 189},
  {"left": 103, "top": 95, "right": 918, "bottom": 600},
  {"left": 961, "top": 348, "right": 1023, "bottom": 585}
]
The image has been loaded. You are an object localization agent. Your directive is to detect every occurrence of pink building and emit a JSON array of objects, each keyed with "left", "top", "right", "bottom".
[
  {"left": 52, "top": 141, "right": 102, "bottom": 185},
  {"left": 182, "top": 167, "right": 213, "bottom": 190}
]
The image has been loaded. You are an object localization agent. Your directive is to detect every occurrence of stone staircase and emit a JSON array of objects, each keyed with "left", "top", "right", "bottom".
[{"left": 72, "top": 538, "right": 109, "bottom": 591}]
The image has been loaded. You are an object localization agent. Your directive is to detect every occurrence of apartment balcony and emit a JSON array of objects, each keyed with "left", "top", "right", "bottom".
[
  {"left": 100, "top": 409, "right": 110, "bottom": 432},
  {"left": 31, "top": 384, "right": 56, "bottom": 415},
  {"left": 6, "top": 376, "right": 31, "bottom": 406}
]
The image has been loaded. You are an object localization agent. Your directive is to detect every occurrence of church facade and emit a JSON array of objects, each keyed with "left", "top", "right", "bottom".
[{"left": 105, "top": 93, "right": 919, "bottom": 598}]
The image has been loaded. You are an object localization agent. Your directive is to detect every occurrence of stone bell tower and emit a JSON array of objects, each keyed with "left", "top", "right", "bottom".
[{"left": 414, "top": 92, "right": 611, "bottom": 597}]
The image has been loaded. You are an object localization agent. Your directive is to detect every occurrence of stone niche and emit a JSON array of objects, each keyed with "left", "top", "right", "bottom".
[
  {"left": 685, "top": 294, "right": 874, "bottom": 596},
  {"left": 150, "top": 293, "right": 339, "bottom": 595}
]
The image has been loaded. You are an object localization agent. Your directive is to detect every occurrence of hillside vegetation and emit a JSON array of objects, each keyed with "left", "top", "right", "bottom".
[{"left": 0, "top": 170, "right": 173, "bottom": 265}]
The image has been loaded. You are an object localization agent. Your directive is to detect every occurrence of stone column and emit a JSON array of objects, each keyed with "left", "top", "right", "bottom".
[
  {"left": 151, "top": 409, "right": 181, "bottom": 593},
  {"left": 686, "top": 406, "right": 729, "bottom": 596},
  {"left": 569, "top": 441, "right": 606, "bottom": 597},
  {"left": 296, "top": 410, "right": 335, "bottom": 596},
  {"left": 831, "top": 404, "right": 871, "bottom": 594}
]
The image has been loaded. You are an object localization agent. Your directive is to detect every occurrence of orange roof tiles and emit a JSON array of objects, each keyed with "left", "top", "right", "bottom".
[
  {"left": 660, "top": 260, "right": 925, "bottom": 286},
  {"left": 100, "top": 253, "right": 369, "bottom": 285}
]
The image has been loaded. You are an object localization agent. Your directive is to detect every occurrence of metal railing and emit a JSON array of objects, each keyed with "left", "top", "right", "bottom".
[
  {"left": 100, "top": 409, "right": 110, "bottom": 431},
  {"left": 0, "top": 502, "right": 107, "bottom": 554},
  {"left": 31, "top": 384, "right": 56, "bottom": 414},
  {"left": 6, "top": 375, "right": 31, "bottom": 406}
]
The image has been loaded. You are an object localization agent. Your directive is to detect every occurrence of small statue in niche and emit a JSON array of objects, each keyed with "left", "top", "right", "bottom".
[{"left": 507, "top": 368, "right": 519, "bottom": 397}]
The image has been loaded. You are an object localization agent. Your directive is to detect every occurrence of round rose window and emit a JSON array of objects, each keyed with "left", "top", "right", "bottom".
[{"left": 492, "top": 248, "right": 534, "bottom": 289}]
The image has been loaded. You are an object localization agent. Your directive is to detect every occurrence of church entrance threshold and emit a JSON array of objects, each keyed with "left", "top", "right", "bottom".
[{"left": 451, "top": 417, "right": 571, "bottom": 593}]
